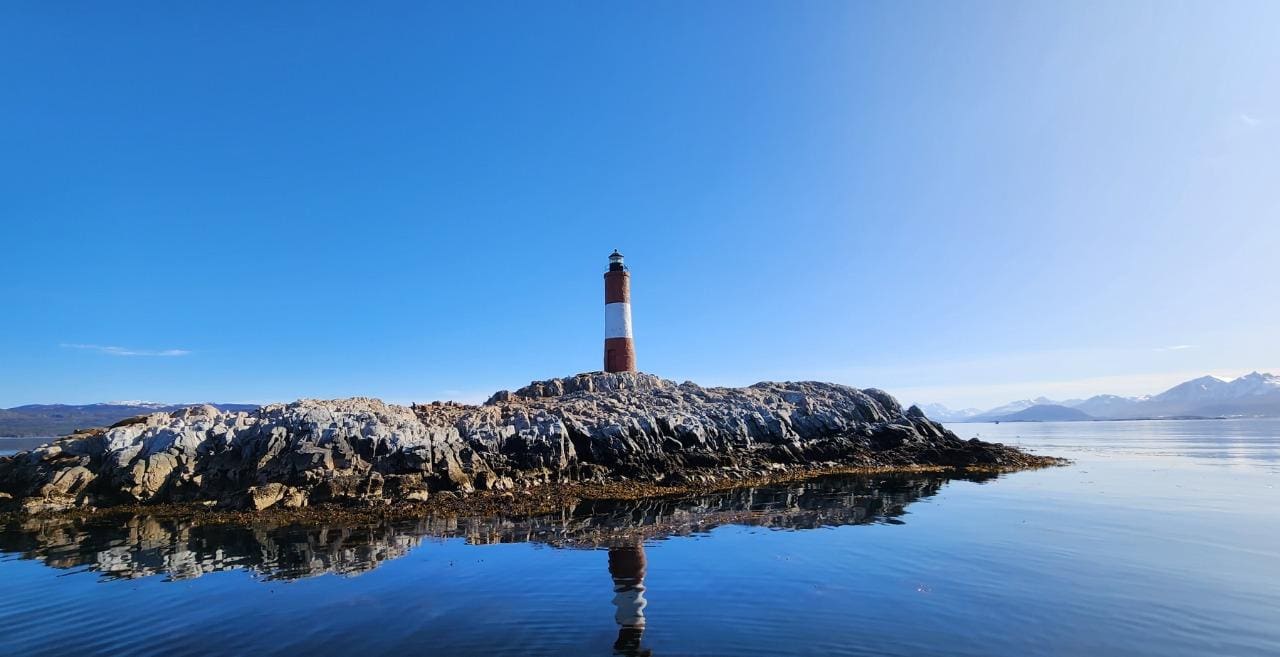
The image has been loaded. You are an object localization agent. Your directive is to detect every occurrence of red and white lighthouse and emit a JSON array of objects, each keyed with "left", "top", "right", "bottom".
[{"left": 604, "top": 250, "right": 636, "bottom": 373}]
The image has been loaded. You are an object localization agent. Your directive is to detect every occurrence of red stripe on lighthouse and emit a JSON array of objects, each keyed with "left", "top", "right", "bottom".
[
  {"left": 604, "top": 337, "right": 636, "bottom": 372},
  {"left": 605, "top": 274, "right": 629, "bottom": 304}
]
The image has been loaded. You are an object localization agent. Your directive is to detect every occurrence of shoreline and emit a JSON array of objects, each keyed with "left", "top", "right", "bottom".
[{"left": 1, "top": 458, "right": 1066, "bottom": 526}]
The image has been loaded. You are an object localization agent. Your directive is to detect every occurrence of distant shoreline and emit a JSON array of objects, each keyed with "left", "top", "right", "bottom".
[
  {"left": 0, "top": 437, "right": 55, "bottom": 455},
  {"left": 949, "top": 415, "right": 1249, "bottom": 424}
]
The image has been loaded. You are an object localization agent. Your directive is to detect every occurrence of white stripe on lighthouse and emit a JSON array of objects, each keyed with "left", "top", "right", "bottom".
[{"left": 605, "top": 302, "right": 632, "bottom": 339}]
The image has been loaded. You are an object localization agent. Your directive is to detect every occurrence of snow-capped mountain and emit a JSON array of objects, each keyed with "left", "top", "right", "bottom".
[
  {"left": 921, "top": 372, "right": 1280, "bottom": 422},
  {"left": 968, "top": 397, "right": 1060, "bottom": 421},
  {"left": 99, "top": 400, "right": 172, "bottom": 410},
  {"left": 1151, "top": 375, "right": 1232, "bottom": 404},
  {"left": 1070, "top": 394, "right": 1145, "bottom": 417},
  {"left": 1135, "top": 372, "right": 1280, "bottom": 417},
  {"left": 1232, "top": 371, "right": 1280, "bottom": 395},
  {"left": 914, "top": 403, "right": 984, "bottom": 423},
  {"left": 1153, "top": 372, "right": 1280, "bottom": 403}
]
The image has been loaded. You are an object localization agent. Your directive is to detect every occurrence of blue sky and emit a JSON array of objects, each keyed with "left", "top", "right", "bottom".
[{"left": 2, "top": 2, "right": 1277, "bottom": 409}]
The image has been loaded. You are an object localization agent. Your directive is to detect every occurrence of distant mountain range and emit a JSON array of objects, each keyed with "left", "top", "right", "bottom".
[
  {"left": 0, "top": 402, "right": 258, "bottom": 437},
  {"left": 918, "top": 371, "right": 1280, "bottom": 423}
]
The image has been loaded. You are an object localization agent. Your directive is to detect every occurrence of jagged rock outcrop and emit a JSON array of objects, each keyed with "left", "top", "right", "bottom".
[{"left": 0, "top": 372, "right": 1056, "bottom": 513}]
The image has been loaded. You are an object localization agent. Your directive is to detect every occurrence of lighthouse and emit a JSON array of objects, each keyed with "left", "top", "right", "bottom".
[{"left": 604, "top": 250, "right": 636, "bottom": 372}]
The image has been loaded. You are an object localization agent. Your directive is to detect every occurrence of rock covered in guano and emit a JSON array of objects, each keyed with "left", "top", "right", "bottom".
[{"left": 0, "top": 372, "right": 1054, "bottom": 514}]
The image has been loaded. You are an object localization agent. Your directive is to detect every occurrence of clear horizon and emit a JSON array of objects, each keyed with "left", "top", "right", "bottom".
[
  {"left": 8, "top": 351, "right": 1279, "bottom": 413},
  {"left": 3, "top": 2, "right": 1278, "bottom": 410}
]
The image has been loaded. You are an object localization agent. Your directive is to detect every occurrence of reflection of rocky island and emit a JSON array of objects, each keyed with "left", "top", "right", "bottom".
[
  {"left": 0, "top": 473, "right": 974, "bottom": 582},
  {"left": 0, "top": 372, "right": 1055, "bottom": 514}
]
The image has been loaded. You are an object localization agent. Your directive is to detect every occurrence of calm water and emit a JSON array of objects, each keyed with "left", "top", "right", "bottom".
[
  {"left": 0, "top": 437, "right": 52, "bottom": 457},
  {"left": 1, "top": 419, "right": 1277, "bottom": 656}
]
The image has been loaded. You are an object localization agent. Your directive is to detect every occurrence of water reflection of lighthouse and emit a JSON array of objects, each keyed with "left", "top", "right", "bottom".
[{"left": 609, "top": 545, "right": 651, "bottom": 657}]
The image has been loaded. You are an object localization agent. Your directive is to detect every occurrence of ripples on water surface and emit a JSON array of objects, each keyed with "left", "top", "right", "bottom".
[{"left": 1, "top": 419, "right": 1278, "bottom": 656}]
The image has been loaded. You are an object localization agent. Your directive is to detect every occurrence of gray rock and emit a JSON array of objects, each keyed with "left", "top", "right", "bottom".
[{"left": 0, "top": 373, "right": 1053, "bottom": 513}]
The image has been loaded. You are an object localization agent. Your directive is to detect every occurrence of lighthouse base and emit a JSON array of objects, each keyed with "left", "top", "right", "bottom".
[{"left": 604, "top": 337, "right": 636, "bottom": 373}]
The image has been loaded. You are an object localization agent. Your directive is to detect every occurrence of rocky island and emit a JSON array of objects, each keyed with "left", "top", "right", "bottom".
[{"left": 0, "top": 372, "right": 1060, "bottom": 515}]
